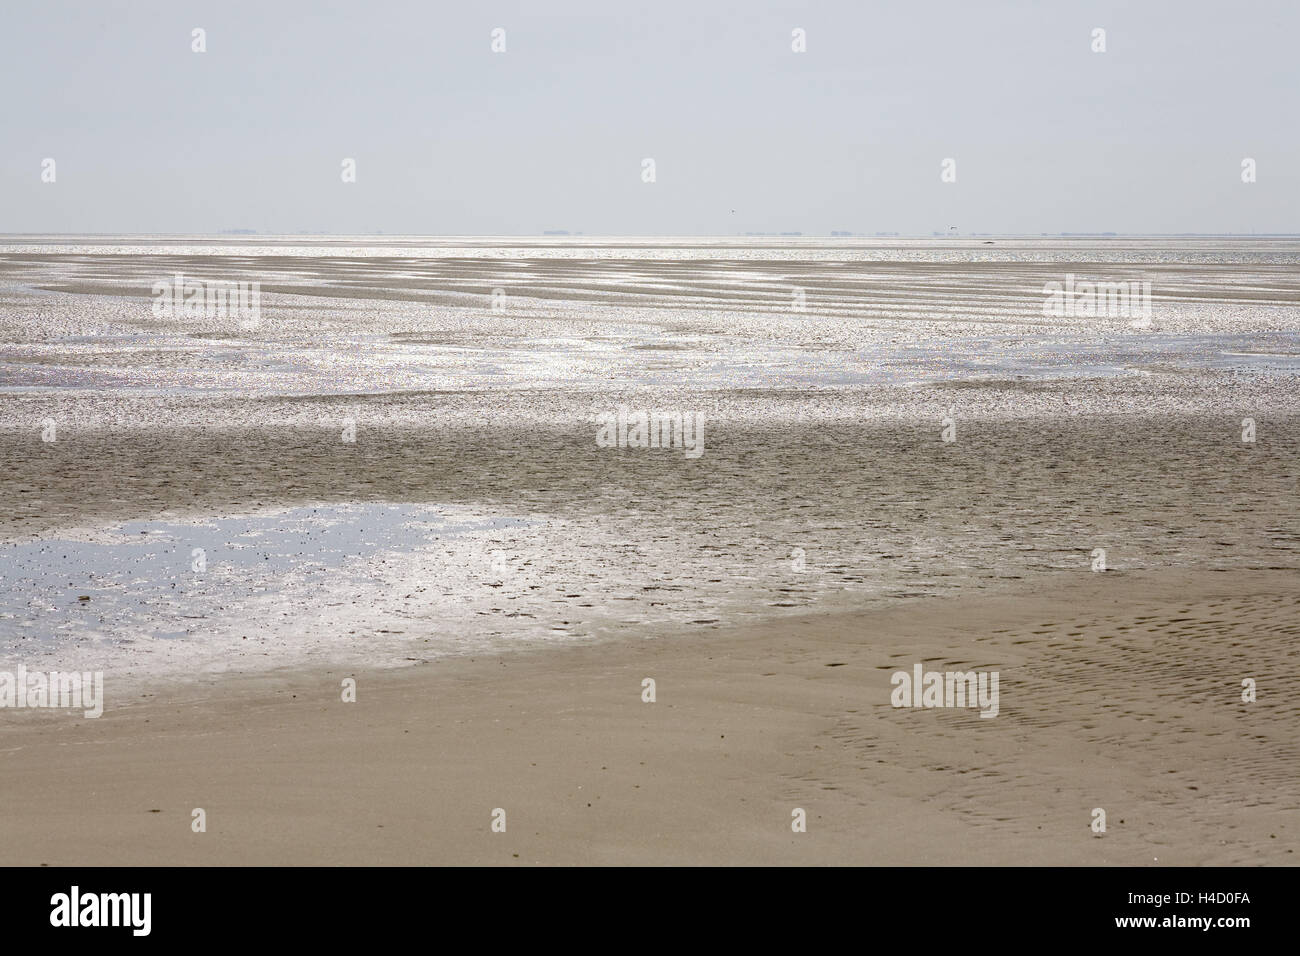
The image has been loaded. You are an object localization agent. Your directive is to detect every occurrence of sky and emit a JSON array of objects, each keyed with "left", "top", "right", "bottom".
[{"left": 2, "top": 0, "right": 1297, "bottom": 235}]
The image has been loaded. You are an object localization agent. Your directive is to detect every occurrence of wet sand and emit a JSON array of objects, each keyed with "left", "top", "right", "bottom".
[{"left": 2, "top": 397, "right": 1297, "bottom": 679}]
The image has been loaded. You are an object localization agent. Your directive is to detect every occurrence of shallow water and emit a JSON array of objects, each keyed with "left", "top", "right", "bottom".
[
  {"left": 1, "top": 237, "right": 1298, "bottom": 396},
  {"left": 0, "top": 503, "right": 533, "bottom": 676}
]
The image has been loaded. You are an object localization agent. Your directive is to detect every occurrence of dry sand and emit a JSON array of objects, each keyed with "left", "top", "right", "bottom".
[{"left": 0, "top": 566, "right": 1294, "bottom": 866}]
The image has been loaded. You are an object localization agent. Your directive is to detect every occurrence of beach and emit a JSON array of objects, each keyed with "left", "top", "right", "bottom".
[{"left": 1, "top": 237, "right": 1297, "bottom": 865}]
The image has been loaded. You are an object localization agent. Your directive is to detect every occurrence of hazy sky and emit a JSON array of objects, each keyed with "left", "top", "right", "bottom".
[{"left": 2, "top": 0, "right": 1297, "bottom": 235}]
